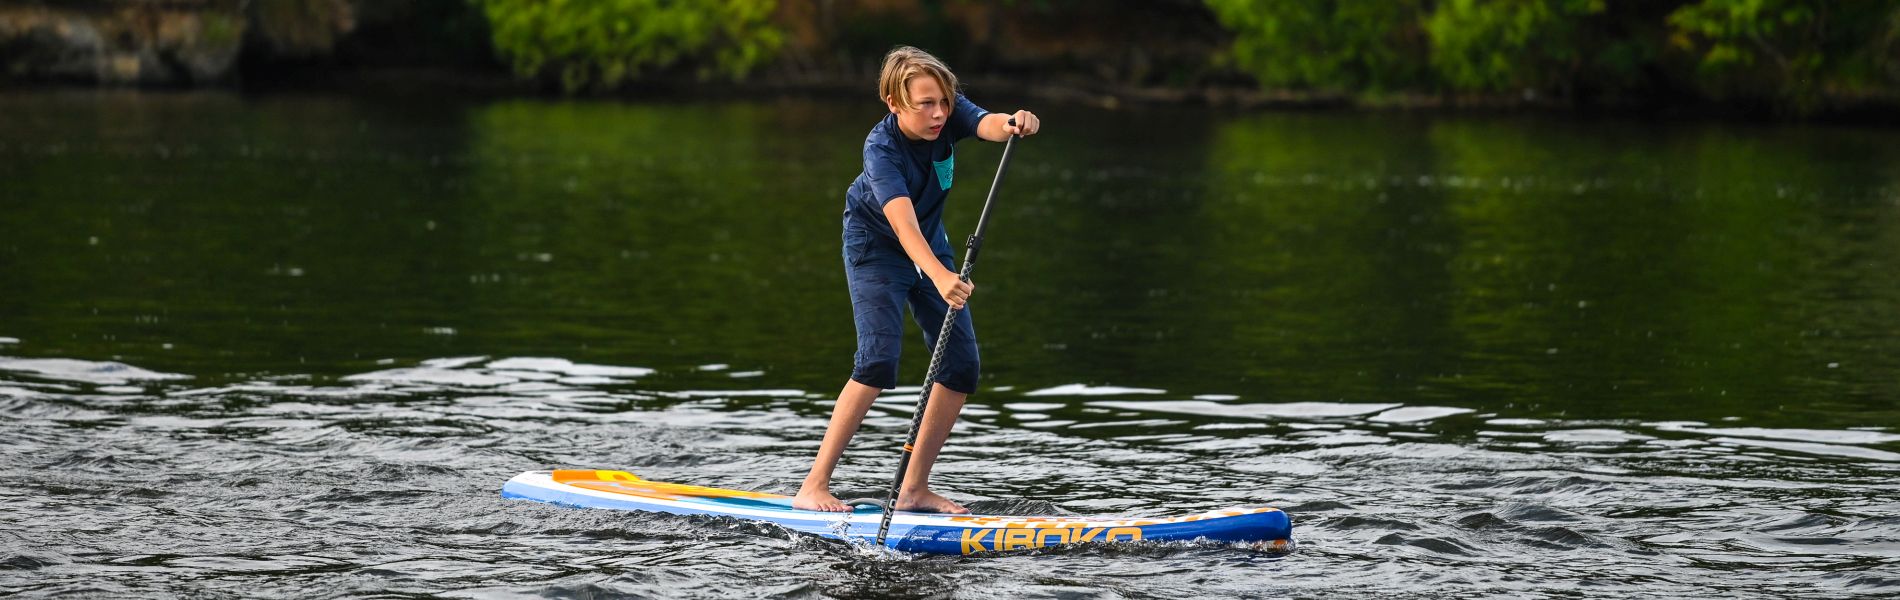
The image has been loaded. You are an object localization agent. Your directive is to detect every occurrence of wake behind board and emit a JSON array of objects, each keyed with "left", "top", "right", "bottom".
[{"left": 501, "top": 470, "right": 1293, "bottom": 555}]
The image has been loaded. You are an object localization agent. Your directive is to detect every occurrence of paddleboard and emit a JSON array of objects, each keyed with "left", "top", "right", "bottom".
[{"left": 501, "top": 470, "right": 1294, "bottom": 555}]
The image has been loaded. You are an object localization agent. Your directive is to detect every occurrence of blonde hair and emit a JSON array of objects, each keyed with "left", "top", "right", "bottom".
[{"left": 879, "top": 46, "right": 959, "bottom": 110}]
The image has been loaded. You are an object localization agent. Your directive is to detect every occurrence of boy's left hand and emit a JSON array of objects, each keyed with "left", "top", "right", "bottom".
[{"left": 1007, "top": 110, "right": 1040, "bottom": 137}]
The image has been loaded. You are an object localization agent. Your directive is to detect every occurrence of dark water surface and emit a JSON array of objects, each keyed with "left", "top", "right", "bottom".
[{"left": 2, "top": 90, "right": 1898, "bottom": 598}]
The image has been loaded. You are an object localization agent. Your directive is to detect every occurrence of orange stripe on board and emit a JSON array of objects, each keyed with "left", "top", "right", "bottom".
[{"left": 551, "top": 470, "right": 787, "bottom": 500}]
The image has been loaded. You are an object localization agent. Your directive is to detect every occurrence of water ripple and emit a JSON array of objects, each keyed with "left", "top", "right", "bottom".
[{"left": 1, "top": 354, "right": 1896, "bottom": 598}]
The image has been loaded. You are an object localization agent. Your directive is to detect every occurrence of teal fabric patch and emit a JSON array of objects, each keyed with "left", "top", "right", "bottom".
[{"left": 933, "top": 146, "right": 954, "bottom": 190}]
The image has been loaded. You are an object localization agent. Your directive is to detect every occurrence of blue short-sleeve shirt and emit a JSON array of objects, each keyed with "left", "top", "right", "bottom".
[{"left": 843, "top": 94, "right": 990, "bottom": 260}]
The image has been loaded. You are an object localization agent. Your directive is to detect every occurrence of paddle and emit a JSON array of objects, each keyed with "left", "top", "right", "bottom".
[{"left": 873, "top": 117, "right": 1023, "bottom": 547}]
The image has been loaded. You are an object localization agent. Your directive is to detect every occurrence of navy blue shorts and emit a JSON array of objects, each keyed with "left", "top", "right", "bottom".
[{"left": 842, "top": 227, "right": 979, "bottom": 394}]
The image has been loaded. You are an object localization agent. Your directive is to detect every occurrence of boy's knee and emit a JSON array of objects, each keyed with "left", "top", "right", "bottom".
[
  {"left": 938, "top": 376, "right": 977, "bottom": 395},
  {"left": 938, "top": 331, "right": 980, "bottom": 394},
  {"left": 937, "top": 357, "right": 979, "bottom": 395},
  {"left": 851, "top": 354, "right": 900, "bottom": 390}
]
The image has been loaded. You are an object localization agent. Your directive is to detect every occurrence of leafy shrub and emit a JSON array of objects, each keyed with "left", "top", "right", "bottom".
[
  {"left": 1666, "top": 0, "right": 1900, "bottom": 111},
  {"left": 478, "top": 0, "right": 782, "bottom": 93},
  {"left": 1208, "top": 0, "right": 1900, "bottom": 112},
  {"left": 1425, "top": 0, "right": 1607, "bottom": 93},
  {"left": 1204, "top": 0, "right": 1431, "bottom": 93}
]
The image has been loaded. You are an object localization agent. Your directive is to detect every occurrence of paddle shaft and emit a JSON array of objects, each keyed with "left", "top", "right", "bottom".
[{"left": 875, "top": 120, "right": 1020, "bottom": 546}]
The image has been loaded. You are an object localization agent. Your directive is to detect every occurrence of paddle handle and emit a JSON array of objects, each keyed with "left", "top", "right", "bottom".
[{"left": 875, "top": 119, "right": 1020, "bottom": 547}]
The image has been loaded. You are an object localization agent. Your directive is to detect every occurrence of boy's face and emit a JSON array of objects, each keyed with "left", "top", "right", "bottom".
[{"left": 888, "top": 75, "right": 950, "bottom": 141}]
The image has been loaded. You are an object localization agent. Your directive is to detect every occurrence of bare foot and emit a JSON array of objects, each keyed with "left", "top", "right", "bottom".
[
  {"left": 894, "top": 489, "right": 969, "bottom": 514},
  {"left": 792, "top": 485, "right": 849, "bottom": 512}
]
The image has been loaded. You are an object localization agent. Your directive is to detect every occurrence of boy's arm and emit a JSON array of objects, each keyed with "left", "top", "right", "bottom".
[
  {"left": 976, "top": 111, "right": 1041, "bottom": 142},
  {"left": 883, "top": 196, "right": 974, "bottom": 309}
]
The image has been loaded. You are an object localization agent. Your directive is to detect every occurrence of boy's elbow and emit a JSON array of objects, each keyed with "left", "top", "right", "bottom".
[{"left": 881, "top": 196, "right": 915, "bottom": 220}]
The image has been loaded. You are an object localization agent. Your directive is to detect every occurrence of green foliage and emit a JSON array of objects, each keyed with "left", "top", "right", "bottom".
[
  {"left": 1204, "top": 0, "right": 1431, "bottom": 92},
  {"left": 1208, "top": 0, "right": 1900, "bottom": 113},
  {"left": 477, "top": 0, "right": 783, "bottom": 93},
  {"left": 1667, "top": 0, "right": 1812, "bottom": 74},
  {"left": 1666, "top": 0, "right": 1900, "bottom": 110},
  {"left": 1425, "top": 0, "right": 1606, "bottom": 93},
  {"left": 197, "top": 12, "right": 243, "bottom": 48},
  {"left": 1666, "top": 0, "right": 1824, "bottom": 107}
]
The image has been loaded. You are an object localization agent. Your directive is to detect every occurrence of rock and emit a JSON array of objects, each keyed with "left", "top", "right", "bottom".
[
  {"left": 0, "top": 2, "right": 246, "bottom": 85},
  {"left": 0, "top": 0, "right": 359, "bottom": 86}
]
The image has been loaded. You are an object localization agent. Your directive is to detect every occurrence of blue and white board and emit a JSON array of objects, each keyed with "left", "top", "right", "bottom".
[{"left": 502, "top": 470, "right": 1293, "bottom": 555}]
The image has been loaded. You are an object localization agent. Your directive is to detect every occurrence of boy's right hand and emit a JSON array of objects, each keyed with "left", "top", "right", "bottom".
[{"left": 933, "top": 272, "right": 974, "bottom": 310}]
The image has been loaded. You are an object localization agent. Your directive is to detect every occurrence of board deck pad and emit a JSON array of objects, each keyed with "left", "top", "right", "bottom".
[{"left": 502, "top": 470, "right": 1294, "bottom": 555}]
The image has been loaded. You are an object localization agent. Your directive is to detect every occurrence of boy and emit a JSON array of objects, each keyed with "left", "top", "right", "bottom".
[{"left": 793, "top": 46, "right": 1040, "bottom": 514}]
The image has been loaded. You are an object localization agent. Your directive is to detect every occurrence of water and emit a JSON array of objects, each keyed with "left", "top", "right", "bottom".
[{"left": 3, "top": 90, "right": 1898, "bottom": 597}]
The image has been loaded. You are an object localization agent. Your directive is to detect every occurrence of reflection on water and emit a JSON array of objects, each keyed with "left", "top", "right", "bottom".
[{"left": 2, "top": 90, "right": 1898, "bottom": 597}]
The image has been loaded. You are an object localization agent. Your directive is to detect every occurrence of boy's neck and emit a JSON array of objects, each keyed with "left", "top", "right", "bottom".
[{"left": 895, "top": 118, "right": 925, "bottom": 142}]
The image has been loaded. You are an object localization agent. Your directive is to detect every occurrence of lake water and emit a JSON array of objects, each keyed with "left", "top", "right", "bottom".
[{"left": 2, "top": 90, "right": 1897, "bottom": 597}]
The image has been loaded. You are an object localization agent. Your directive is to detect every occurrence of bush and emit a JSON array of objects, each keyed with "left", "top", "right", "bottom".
[
  {"left": 1666, "top": 0, "right": 1900, "bottom": 111},
  {"left": 1209, "top": 0, "right": 1900, "bottom": 112},
  {"left": 1204, "top": 0, "right": 1431, "bottom": 93},
  {"left": 1425, "top": 0, "right": 1607, "bottom": 94},
  {"left": 477, "top": 0, "right": 782, "bottom": 93}
]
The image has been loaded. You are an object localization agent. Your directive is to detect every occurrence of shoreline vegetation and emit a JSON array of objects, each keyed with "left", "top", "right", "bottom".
[{"left": 2, "top": 0, "right": 1897, "bottom": 121}]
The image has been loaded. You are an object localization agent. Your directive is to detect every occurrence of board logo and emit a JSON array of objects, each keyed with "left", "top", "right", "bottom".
[{"left": 960, "top": 527, "right": 1142, "bottom": 554}]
